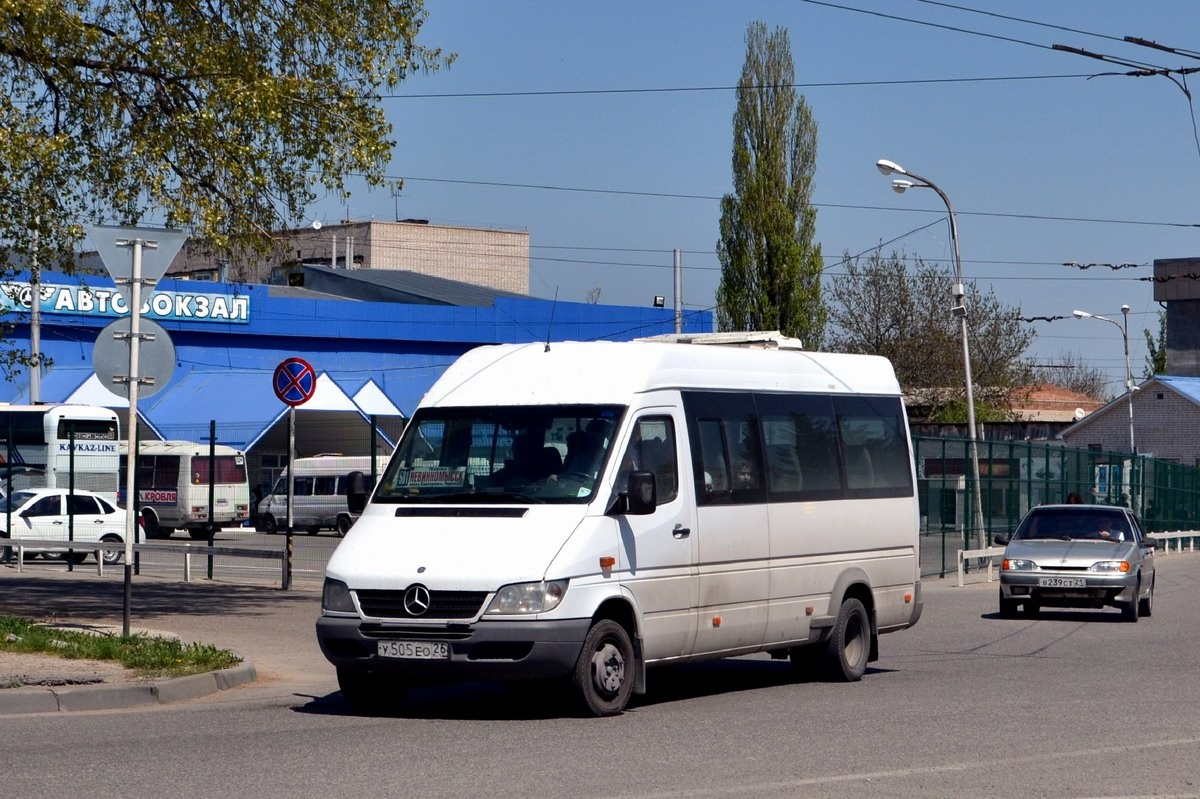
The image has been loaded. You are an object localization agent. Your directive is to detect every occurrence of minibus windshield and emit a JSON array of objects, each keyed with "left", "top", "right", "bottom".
[{"left": 374, "top": 404, "right": 625, "bottom": 504}]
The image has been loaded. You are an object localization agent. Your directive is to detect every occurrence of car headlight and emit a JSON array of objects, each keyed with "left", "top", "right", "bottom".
[
  {"left": 1089, "top": 561, "right": 1131, "bottom": 573},
  {"left": 485, "top": 580, "right": 568, "bottom": 615},
  {"left": 322, "top": 578, "right": 356, "bottom": 613},
  {"left": 1002, "top": 558, "right": 1036, "bottom": 572}
]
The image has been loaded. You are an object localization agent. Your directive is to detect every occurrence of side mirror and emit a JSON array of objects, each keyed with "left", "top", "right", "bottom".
[
  {"left": 346, "top": 471, "right": 370, "bottom": 514},
  {"left": 992, "top": 533, "right": 1010, "bottom": 546},
  {"left": 608, "top": 470, "right": 657, "bottom": 516},
  {"left": 1143, "top": 536, "right": 1160, "bottom": 550}
]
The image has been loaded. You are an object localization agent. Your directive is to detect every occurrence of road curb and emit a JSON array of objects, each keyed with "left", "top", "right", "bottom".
[{"left": 0, "top": 661, "right": 257, "bottom": 715}]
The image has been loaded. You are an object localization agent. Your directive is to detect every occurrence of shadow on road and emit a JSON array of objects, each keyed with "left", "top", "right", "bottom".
[
  {"left": 296, "top": 656, "right": 893, "bottom": 721},
  {"left": 0, "top": 568, "right": 314, "bottom": 623}
]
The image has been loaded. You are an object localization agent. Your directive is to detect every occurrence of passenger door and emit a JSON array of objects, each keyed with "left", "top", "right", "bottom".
[
  {"left": 614, "top": 410, "right": 698, "bottom": 662},
  {"left": 683, "top": 392, "right": 770, "bottom": 656}
]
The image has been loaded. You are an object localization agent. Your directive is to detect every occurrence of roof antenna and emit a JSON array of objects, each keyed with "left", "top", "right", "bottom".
[{"left": 544, "top": 288, "right": 558, "bottom": 352}]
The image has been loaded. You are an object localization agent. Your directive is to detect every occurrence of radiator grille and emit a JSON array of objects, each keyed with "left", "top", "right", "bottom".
[{"left": 356, "top": 589, "right": 488, "bottom": 620}]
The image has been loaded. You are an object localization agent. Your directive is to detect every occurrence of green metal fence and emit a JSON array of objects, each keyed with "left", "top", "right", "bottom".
[{"left": 913, "top": 435, "right": 1200, "bottom": 577}]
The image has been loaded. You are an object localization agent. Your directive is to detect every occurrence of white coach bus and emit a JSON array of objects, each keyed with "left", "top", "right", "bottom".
[
  {"left": 0, "top": 404, "right": 120, "bottom": 500},
  {"left": 120, "top": 440, "right": 251, "bottom": 539},
  {"left": 317, "top": 333, "right": 923, "bottom": 716}
]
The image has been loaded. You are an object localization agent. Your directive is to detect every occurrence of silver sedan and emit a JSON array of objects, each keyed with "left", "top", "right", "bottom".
[{"left": 994, "top": 504, "right": 1157, "bottom": 622}]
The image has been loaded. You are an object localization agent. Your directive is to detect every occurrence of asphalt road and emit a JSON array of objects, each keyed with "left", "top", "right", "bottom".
[{"left": 2, "top": 553, "right": 1200, "bottom": 798}]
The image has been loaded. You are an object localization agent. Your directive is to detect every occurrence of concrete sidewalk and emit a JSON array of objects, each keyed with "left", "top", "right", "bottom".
[{"left": 0, "top": 564, "right": 334, "bottom": 714}]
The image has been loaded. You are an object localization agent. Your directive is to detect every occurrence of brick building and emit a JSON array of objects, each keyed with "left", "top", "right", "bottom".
[{"left": 167, "top": 219, "right": 530, "bottom": 296}]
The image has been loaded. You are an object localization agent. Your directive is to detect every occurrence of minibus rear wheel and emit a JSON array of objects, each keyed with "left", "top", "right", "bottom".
[
  {"left": 572, "top": 619, "right": 635, "bottom": 717},
  {"left": 823, "top": 597, "right": 869, "bottom": 682}
]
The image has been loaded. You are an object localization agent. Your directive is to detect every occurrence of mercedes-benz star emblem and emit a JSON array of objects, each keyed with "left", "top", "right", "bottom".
[{"left": 403, "top": 584, "right": 432, "bottom": 616}]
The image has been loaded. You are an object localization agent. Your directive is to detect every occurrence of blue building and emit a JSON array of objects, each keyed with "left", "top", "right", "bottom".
[{"left": 1, "top": 265, "right": 712, "bottom": 490}]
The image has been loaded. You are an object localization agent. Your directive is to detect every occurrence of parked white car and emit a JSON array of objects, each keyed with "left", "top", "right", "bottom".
[{"left": 0, "top": 488, "right": 129, "bottom": 565}]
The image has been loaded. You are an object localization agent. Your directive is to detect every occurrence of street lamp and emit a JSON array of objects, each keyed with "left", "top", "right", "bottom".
[
  {"left": 876, "top": 158, "right": 987, "bottom": 550},
  {"left": 1072, "top": 306, "right": 1135, "bottom": 455}
]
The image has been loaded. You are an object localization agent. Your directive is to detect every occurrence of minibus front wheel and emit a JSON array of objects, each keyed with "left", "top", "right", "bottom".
[{"left": 572, "top": 619, "right": 635, "bottom": 717}]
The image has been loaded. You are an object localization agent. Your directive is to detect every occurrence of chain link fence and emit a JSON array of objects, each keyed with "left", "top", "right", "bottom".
[{"left": 914, "top": 435, "right": 1200, "bottom": 578}]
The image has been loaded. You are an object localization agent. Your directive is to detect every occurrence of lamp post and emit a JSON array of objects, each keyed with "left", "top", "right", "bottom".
[
  {"left": 876, "top": 159, "right": 986, "bottom": 550},
  {"left": 1072, "top": 306, "right": 1134, "bottom": 455}
]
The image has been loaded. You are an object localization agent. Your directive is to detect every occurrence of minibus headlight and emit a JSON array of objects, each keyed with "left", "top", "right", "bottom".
[
  {"left": 322, "top": 578, "right": 357, "bottom": 613},
  {"left": 485, "top": 580, "right": 568, "bottom": 615}
]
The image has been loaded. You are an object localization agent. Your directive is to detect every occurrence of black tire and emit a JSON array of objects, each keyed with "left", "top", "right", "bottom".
[
  {"left": 141, "top": 512, "right": 170, "bottom": 540},
  {"left": 1122, "top": 581, "right": 1141, "bottom": 622},
  {"left": 306, "top": 526, "right": 321, "bottom": 536},
  {"left": 337, "top": 668, "right": 404, "bottom": 712},
  {"left": 572, "top": 619, "right": 635, "bottom": 717},
  {"left": 1023, "top": 601, "right": 1040, "bottom": 618},
  {"left": 0, "top": 543, "right": 10, "bottom": 563},
  {"left": 64, "top": 549, "right": 87, "bottom": 565},
  {"left": 1139, "top": 577, "right": 1154, "bottom": 618},
  {"left": 998, "top": 588, "right": 1018, "bottom": 619},
  {"left": 259, "top": 514, "right": 278, "bottom": 534},
  {"left": 336, "top": 515, "right": 353, "bottom": 536},
  {"left": 188, "top": 528, "right": 212, "bottom": 541},
  {"left": 99, "top": 534, "right": 123, "bottom": 565},
  {"left": 822, "top": 598, "right": 870, "bottom": 682}
]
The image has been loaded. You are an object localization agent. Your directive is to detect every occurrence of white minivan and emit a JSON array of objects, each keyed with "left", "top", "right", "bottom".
[
  {"left": 317, "top": 333, "right": 924, "bottom": 715},
  {"left": 259, "top": 455, "right": 388, "bottom": 535}
]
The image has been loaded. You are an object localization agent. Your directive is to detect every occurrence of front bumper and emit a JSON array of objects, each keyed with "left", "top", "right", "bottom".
[
  {"left": 316, "top": 615, "right": 592, "bottom": 681},
  {"left": 999, "top": 572, "right": 1138, "bottom": 609}
]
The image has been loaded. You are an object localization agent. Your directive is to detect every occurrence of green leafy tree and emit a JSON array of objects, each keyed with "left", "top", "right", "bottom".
[
  {"left": 716, "top": 21, "right": 824, "bottom": 346},
  {"left": 0, "top": 0, "right": 451, "bottom": 374},
  {"left": 826, "top": 250, "right": 1035, "bottom": 421},
  {"left": 1144, "top": 310, "right": 1167, "bottom": 378}
]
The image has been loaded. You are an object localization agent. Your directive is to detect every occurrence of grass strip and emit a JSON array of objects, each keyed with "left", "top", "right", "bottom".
[{"left": 0, "top": 615, "right": 241, "bottom": 678}]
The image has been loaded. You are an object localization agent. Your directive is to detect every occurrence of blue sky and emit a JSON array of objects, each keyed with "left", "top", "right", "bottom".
[{"left": 306, "top": 1, "right": 1200, "bottom": 395}]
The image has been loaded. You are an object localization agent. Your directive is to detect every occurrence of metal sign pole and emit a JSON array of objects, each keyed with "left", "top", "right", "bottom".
[
  {"left": 121, "top": 238, "right": 147, "bottom": 638},
  {"left": 285, "top": 406, "right": 295, "bottom": 590}
]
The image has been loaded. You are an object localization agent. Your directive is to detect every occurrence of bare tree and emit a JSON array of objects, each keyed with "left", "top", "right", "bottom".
[
  {"left": 826, "top": 250, "right": 1035, "bottom": 421},
  {"left": 1032, "top": 352, "right": 1109, "bottom": 400}
]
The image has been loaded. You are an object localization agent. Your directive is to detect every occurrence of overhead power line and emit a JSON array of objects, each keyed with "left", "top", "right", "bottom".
[
  {"left": 382, "top": 73, "right": 1093, "bottom": 99},
  {"left": 382, "top": 174, "right": 1200, "bottom": 229}
]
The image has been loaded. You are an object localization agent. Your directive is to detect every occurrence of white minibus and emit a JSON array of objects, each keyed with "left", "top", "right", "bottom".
[
  {"left": 120, "top": 440, "right": 251, "bottom": 539},
  {"left": 258, "top": 455, "right": 387, "bottom": 535},
  {"left": 317, "top": 334, "right": 923, "bottom": 716}
]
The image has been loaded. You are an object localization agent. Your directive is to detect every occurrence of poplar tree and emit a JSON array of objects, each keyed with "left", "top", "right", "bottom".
[{"left": 716, "top": 21, "right": 825, "bottom": 346}]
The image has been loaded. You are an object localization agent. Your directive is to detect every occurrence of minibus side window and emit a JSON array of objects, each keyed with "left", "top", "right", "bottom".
[
  {"left": 294, "top": 477, "right": 315, "bottom": 496},
  {"left": 833, "top": 395, "right": 914, "bottom": 498},
  {"left": 683, "top": 391, "right": 764, "bottom": 505},
  {"left": 314, "top": 476, "right": 338, "bottom": 496},
  {"left": 757, "top": 394, "right": 841, "bottom": 499}
]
